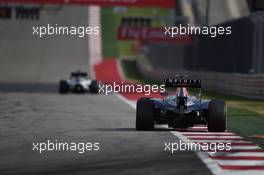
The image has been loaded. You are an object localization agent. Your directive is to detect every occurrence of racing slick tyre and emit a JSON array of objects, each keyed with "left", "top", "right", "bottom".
[
  {"left": 90, "top": 80, "right": 99, "bottom": 93},
  {"left": 136, "top": 98, "right": 155, "bottom": 131},
  {"left": 59, "top": 80, "right": 69, "bottom": 94},
  {"left": 208, "top": 100, "right": 226, "bottom": 132}
]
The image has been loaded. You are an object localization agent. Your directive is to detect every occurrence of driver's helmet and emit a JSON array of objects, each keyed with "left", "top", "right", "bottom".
[{"left": 176, "top": 87, "right": 189, "bottom": 97}]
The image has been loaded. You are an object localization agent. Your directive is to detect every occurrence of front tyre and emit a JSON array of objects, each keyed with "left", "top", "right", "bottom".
[
  {"left": 90, "top": 80, "right": 99, "bottom": 93},
  {"left": 59, "top": 80, "right": 69, "bottom": 94},
  {"left": 208, "top": 100, "right": 226, "bottom": 132},
  {"left": 136, "top": 98, "right": 155, "bottom": 131}
]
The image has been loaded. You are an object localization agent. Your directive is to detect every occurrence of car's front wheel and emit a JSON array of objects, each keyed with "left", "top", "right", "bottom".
[
  {"left": 136, "top": 98, "right": 155, "bottom": 131},
  {"left": 90, "top": 80, "right": 99, "bottom": 93},
  {"left": 59, "top": 80, "right": 69, "bottom": 94},
  {"left": 207, "top": 100, "right": 226, "bottom": 132}
]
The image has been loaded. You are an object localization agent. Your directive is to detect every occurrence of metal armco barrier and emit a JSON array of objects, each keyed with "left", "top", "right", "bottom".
[{"left": 137, "top": 62, "right": 264, "bottom": 99}]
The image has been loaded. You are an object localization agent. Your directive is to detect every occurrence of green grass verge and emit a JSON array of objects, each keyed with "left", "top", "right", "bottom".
[
  {"left": 121, "top": 60, "right": 143, "bottom": 81},
  {"left": 227, "top": 107, "right": 264, "bottom": 148},
  {"left": 101, "top": 7, "right": 171, "bottom": 58},
  {"left": 121, "top": 60, "right": 264, "bottom": 148},
  {"left": 120, "top": 60, "right": 160, "bottom": 84},
  {"left": 115, "top": 8, "right": 170, "bottom": 58}
]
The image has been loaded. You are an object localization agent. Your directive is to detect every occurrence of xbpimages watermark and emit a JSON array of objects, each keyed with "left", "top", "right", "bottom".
[{"left": 98, "top": 82, "right": 166, "bottom": 96}]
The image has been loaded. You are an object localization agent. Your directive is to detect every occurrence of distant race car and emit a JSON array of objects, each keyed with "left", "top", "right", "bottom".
[
  {"left": 136, "top": 75, "right": 226, "bottom": 132},
  {"left": 59, "top": 71, "right": 99, "bottom": 94}
]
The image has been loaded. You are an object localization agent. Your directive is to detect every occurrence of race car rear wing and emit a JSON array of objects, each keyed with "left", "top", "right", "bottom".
[
  {"left": 164, "top": 78, "right": 201, "bottom": 88},
  {"left": 71, "top": 72, "right": 88, "bottom": 77}
]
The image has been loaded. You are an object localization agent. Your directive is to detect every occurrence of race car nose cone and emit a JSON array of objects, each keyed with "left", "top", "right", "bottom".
[{"left": 74, "top": 85, "right": 83, "bottom": 93}]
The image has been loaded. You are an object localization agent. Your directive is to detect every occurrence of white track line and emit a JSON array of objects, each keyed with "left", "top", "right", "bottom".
[
  {"left": 191, "top": 126, "right": 208, "bottom": 129},
  {"left": 116, "top": 94, "right": 136, "bottom": 109}
]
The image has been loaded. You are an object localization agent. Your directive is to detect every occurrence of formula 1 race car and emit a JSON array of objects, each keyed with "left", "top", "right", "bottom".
[
  {"left": 59, "top": 71, "right": 99, "bottom": 94},
  {"left": 136, "top": 75, "right": 226, "bottom": 132}
]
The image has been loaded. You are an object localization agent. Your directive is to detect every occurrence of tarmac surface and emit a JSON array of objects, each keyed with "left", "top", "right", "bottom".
[{"left": 0, "top": 93, "right": 211, "bottom": 175}]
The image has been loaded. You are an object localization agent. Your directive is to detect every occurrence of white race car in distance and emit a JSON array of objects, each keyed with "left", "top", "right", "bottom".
[{"left": 59, "top": 71, "right": 99, "bottom": 94}]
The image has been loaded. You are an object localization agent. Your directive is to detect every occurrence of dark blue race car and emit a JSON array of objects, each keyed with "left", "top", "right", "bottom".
[{"left": 136, "top": 76, "right": 226, "bottom": 132}]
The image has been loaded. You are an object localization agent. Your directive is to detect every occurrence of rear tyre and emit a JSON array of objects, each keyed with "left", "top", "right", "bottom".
[
  {"left": 90, "top": 80, "right": 99, "bottom": 93},
  {"left": 208, "top": 100, "right": 226, "bottom": 132},
  {"left": 59, "top": 80, "right": 69, "bottom": 94},
  {"left": 136, "top": 98, "right": 155, "bottom": 131}
]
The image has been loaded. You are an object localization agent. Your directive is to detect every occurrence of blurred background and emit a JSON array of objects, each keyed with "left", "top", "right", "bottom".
[
  {"left": 0, "top": 0, "right": 263, "bottom": 98},
  {"left": 101, "top": 0, "right": 264, "bottom": 100}
]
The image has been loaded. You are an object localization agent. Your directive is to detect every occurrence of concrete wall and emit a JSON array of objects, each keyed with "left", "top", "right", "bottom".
[{"left": 0, "top": 4, "right": 90, "bottom": 84}]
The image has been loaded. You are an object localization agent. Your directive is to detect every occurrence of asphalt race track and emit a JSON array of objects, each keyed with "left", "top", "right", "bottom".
[
  {"left": 0, "top": 93, "right": 211, "bottom": 175},
  {"left": 0, "top": 6, "right": 211, "bottom": 175}
]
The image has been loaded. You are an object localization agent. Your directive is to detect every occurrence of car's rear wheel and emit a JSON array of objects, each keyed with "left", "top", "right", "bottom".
[
  {"left": 208, "top": 100, "right": 226, "bottom": 132},
  {"left": 59, "top": 80, "right": 69, "bottom": 94},
  {"left": 90, "top": 80, "right": 99, "bottom": 93},
  {"left": 136, "top": 98, "right": 155, "bottom": 131}
]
